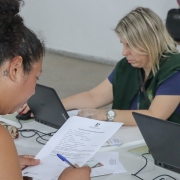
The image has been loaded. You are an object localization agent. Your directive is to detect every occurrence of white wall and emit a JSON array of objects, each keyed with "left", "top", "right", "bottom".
[{"left": 20, "top": 0, "right": 179, "bottom": 64}]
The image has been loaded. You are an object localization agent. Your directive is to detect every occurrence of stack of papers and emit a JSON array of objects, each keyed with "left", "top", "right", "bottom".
[{"left": 22, "top": 116, "right": 124, "bottom": 180}]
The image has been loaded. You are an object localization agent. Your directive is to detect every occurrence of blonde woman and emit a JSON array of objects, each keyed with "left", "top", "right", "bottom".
[
  {"left": 60, "top": 7, "right": 180, "bottom": 125},
  {"left": 20, "top": 7, "right": 180, "bottom": 126}
]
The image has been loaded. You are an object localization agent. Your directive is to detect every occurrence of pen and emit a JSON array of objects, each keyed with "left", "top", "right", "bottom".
[{"left": 57, "top": 153, "right": 76, "bottom": 168}]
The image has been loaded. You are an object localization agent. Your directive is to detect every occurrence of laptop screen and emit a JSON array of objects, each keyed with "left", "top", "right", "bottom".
[
  {"left": 27, "top": 84, "right": 69, "bottom": 129},
  {"left": 132, "top": 112, "right": 180, "bottom": 174}
]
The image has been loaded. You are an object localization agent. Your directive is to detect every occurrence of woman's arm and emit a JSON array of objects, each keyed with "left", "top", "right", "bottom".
[
  {"left": 0, "top": 125, "right": 23, "bottom": 180},
  {"left": 62, "top": 77, "right": 180, "bottom": 125},
  {"left": 93, "top": 95, "right": 180, "bottom": 125},
  {"left": 18, "top": 78, "right": 113, "bottom": 113},
  {"left": 88, "top": 72, "right": 180, "bottom": 125},
  {"left": 62, "top": 78, "right": 114, "bottom": 110}
]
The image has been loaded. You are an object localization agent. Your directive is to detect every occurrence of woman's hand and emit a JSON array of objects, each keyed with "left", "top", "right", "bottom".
[
  {"left": 58, "top": 166, "right": 91, "bottom": 180},
  {"left": 18, "top": 104, "right": 34, "bottom": 117},
  {"left": 95, "top": 109, "right": 108, "bottom": 121},
  {"left": 19, "top": 155, "right": 40, "bottom": 170},
  {"left": 78, "top": 108, "right": 107, "bottom": 121}
]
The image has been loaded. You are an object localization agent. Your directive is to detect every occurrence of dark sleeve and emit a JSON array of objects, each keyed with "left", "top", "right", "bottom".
[
  {"left": 108, "top": 69, "right": 115, "bottom": 84},
  {"left": 156, "top": 71, "right": 180, "bottom": 95}
]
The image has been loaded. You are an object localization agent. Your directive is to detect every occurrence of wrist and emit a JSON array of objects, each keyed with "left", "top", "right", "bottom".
[{"left": 106, "top": 109, "right": 116, "bottom": 122}]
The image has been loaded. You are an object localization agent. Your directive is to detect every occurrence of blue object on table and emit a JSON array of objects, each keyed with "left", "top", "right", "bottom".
[{"left": 57, "top": 153, "right": 76, "bottom": 168}]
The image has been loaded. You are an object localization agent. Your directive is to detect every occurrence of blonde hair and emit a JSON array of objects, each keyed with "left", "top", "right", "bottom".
[{"left": 114, "top": 7, "right": 179, "bottom": 75}]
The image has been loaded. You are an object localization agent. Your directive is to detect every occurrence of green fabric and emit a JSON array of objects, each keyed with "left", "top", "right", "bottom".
[{"left": 112, "top": 53, "right": 180, "bottom": 123}]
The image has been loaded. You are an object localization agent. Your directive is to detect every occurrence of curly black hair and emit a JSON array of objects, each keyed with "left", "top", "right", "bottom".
[{"left": 0, "top": 0, "right": 45, "bottom": 74}]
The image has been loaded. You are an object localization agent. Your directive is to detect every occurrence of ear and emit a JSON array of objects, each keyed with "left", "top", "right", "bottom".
[{"left": 8, "top": 56, "right": 23, "bottom": 82}]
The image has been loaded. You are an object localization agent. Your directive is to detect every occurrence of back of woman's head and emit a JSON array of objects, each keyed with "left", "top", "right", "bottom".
[
  {"left": 115, "top": 7, "right": 178, "bottom": 74},
  {"left": 0, "top": 0, "right": 45, "bottom": 74}
]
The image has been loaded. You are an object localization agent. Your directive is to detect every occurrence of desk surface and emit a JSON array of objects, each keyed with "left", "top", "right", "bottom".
[
  {"left": 93, "top": 142, "right": 180, "bottom": 180},
  {"left": 2, "top": 113, "right": 144, "bottom": 155},
  {"left": 3, "top": 114, "right": 179, "bottom": 180}
]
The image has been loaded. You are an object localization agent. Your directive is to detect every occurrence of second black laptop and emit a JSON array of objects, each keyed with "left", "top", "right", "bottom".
[
  {"left": 27, "top": 84, "right": 69, "bottom": 129},
  {"left": 132, "top": 112, "right": 180, "bottom": 174}
]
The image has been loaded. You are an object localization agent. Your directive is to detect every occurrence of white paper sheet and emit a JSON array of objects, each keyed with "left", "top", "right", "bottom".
[
  {"left": 67, "top": 110, "right": 78, "bottom": 117},
  {"left": 93, "top": 152, "right": 126, "bottom": 174},
  {"left": 22, "top": 116, "right": 123, "bottom": 179},
  {"left": 103, "top": 137, "right": 122, "bottom": 147},
  {"left": 85, "top": 152, "right": 126, "bottom": 177}
]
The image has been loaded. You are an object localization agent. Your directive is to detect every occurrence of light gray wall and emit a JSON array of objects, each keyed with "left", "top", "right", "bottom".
[{"left": 20, "top": 0, "right": 179, "bottom": 64}]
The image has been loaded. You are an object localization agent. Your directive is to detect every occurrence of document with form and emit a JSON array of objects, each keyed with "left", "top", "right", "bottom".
[
  {"left": 22, "top": 116, "right": 123, "bottom": 180},
  {"left": 85, "top": 151, "right": 126, "bottom": 177}
]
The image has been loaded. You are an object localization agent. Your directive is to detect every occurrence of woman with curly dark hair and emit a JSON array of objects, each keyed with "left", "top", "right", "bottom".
[{"left": 0, "top": 0, "right": 91, "bottom": 179}]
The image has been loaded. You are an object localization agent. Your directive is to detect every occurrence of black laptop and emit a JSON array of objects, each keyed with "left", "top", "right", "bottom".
[
  {"left": 132, "top": 112, "right": 180, "bottom": 174},
  {"left": 27, "top": 84, "right": 69, "bottom": 129}
]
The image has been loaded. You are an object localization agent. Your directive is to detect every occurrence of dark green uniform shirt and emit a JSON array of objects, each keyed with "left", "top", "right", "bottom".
[{"left": 112, "top": 53, "right": 180, "bottom": 124}]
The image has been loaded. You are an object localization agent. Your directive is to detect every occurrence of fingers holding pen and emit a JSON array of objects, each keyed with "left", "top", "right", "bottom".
[{"left": 58, "top": 166, "right": 91, "bottom": 180}]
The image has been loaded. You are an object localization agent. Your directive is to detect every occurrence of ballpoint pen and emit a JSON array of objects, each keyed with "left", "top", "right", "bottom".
[{"left": 57, "top": 153, "right": 76, "bottom": 168}]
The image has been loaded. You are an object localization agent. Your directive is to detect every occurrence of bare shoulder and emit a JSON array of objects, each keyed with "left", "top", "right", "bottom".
[{"left": 0, "top": 125, "right": 23, "bottom": 180}]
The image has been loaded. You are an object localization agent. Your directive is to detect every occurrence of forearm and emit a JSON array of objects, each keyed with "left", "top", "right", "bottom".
[
  {"left": 62, "top": 91, "right": 98, "bottom": 110},
  {"left": 109, "top": 96, "right": 180, "bottom": 125},
  {"left": 98, "top": 109, "right": 155, "bottom": 126},
  {"left": 62, "top": 78, "right": 113, "bottom": 111},
  {"left": 113, "top": 109, "right": 155, "bottom": 126}
]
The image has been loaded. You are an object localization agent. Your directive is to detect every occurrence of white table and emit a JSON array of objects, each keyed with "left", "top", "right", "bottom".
[
  {"left": 1, "top": 113, "right": 144, "bottom": 155},
  {"left": 3, "top": 114, "right": 179, "bottom": 180},
  {"left": 93, "top": 141, "right": 180, "bottom": 180}
]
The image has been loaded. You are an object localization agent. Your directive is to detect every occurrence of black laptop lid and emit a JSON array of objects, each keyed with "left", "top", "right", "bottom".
[
  {"left": 27, "top": 84, "right": 69, "bottom": 129},
  {"left": 132, "top": 112, "right": 180, "bottom": 172}
]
